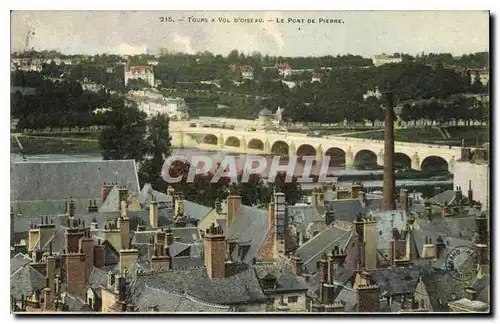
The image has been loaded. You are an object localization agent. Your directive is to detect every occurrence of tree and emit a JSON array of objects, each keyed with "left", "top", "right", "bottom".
[
  {"left": 98, "top": 105, "right": 148, "bottom": 161},
  {"left": 138, "top": 114, "right": 173, "bottom": 188}
]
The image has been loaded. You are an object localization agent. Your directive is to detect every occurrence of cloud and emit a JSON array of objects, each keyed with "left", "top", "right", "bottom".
[
  {"left": 172, "top": 32, "right": 194, "bottom": 54},
  {"left": 107, "top": 43, "right": 148, "bottom": 55},
  {"left": 261, "top": 12, "right": 285, "bottom": 55}
]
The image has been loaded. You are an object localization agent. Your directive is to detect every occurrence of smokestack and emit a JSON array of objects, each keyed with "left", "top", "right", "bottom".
[{"left": 383, "top": 91, "right": 395, "bottom": 211}]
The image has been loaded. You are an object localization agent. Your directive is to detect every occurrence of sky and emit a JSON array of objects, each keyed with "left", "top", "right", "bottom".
[{"left": 10, "top": 11, "right": 489, "bottom": 57}]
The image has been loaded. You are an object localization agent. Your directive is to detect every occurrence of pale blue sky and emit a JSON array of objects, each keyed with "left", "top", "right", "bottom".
[{"left": 11, "top": 11, "right": 489, "bottom": 57}]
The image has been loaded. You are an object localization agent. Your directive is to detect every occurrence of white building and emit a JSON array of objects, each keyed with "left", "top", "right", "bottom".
[
  {"left": 124, "top": 56, "right": 155, "bottom": 87},
  {"left": 131, "top": 95, "right": 190, "bottom": 120},
  {"left": 363, "top": 87, "right": 382, "bottom": 100},
  {"left": 454, "top": 161, "right": 489, "bottom": 211},
  {"left": 372, "top": 55, "right": 402, "bottom": 67}
]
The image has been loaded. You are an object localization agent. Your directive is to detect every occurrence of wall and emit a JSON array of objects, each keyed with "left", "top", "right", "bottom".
[
  {"left": 454, "top": 162, "right": 489, "bottom": 210},
  {"left": 100, "top": 289, "right": 117, "bottom": 313},
  {"left": 269, "top": 292, "right": 307, "bottom": 312}
]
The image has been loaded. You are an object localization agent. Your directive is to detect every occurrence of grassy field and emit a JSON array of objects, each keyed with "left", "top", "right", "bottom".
[
  {"left": 11, "top": 135, "right": 100, "bottom": 154},
  {"left": 342, "top": 126, "right": 489, "bottom": 147}
]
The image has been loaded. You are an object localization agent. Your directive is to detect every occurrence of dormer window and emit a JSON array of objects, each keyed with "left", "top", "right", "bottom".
[{"left": 261, "top": 274, "right": 277, "bottom": 290}]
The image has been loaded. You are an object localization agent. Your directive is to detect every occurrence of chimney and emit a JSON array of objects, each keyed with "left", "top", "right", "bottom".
[
  {"left": 425, "top": 205, "right": 432, "bottom": 221},
  {"left": 101, "top": 183, "right": 113, "bottom": 201},
  {"left": 118, "top": 187, "right": 129, "bottom": 204},
  {"left": 383, "top": 91, "right": 395, "bottom": 211},
  {"left": 66, "top": 197, "right": 76, "bottom": 217},
  {"left": 165, "top": 228, "right": 174, "bottom": 246},
  {"left": 435, "top": 236, "right": 446, "bottom": 259},
  {"left": 149, "top": 199, "right": 158, "bottom": 229},
  {"left": 468, "top": 180, "right": 474, "bottom": 206},
  {"left": 226, "top": 195, "right": 241, "bottom": 226},
  {"left": 357, "top": 284, "right": 380, "bottom": 312},
  {"left": 119, "top": 248, "right": 139, "bottom": 274},
  {"left": 90, "top": 217, "right": 98, "bottom": 231},
  {"left": 421, "top": 237, "right": 437, "bottom": 259},
  {"left": 358, "top": 191, "right": 366, "bottom": 207},
  {"left": 65, "top": 226, "right": 85, "bottom": 254},
  {"left": 94, "top": 243, "right": 105, "bottom": 267},
  {"left": 107, "top": 271, "right": 115, "bottom": 288},
  {"left": 363, "top": 216, "right": 377, "bottom": 270},
  {"left": 465, "top": 287, "right": 477, "bottom": 301},
  {"left": 42, "top": 287, "right": 52, "bottom": 311},
  {"left": 317, "top": 254, "right": 329, "bottom": 283},
  {"left": 46, "top": 253, "right": 55, "bottom": 292},
  {"left": 87, "top": 199, "right": 98, "bottom": 213},
  {"left": 204, "top": 223, "right": 226, "bottom": 280},
  {"left": 312, "top": 189, "right": 325, "bottom": 209},
  {"left": 114, "top": 275, "right": 127, "bottom": 303},
  {"left": 291, "top": 256, "right": 303, "bottom": 276},
  {"left": 461, "top": 148, "right": 472, "bottom": 162},
  {"left": 454, "top": 186, "right": 463, "bottom": 204},
  {"left": 174, "top": 193, "right": 184, "bottom": 218},
  {"left": 151, "top": 247, "right": 172, "bottom": 272},
  {"left": 475, "top": 213, "right": 488, "bottom": 245},
  {"left": 120, "top": 200, "right": 128, "bottom": 219},
  {"left": 353, "top": 215, "right": 365, "bottom": 268},
  {"left": 274, "top": 192, "right": 287, "bottom": 255},
  {"left": 79, "top": 235, "right": 94, "bottom": 282},
  {"left": 351, "top": 183, "right": 363, "bottom": 200},
  {"left": 136, "top": 220, "right": 146, "bottom": 232},
  {"left": 400, "top": 189, "right": 409, "bottom": 212},
  {"left": 325, "top": 209, "right": 335, "bottom": 226},
  {"left": 118, "top": 211, "right": 130, "bottom": 250},
  {"left": 64, "top": 250, "right": 86, "bottom": 298},
  {"left": 325, "top": 301, "right": 345, "bottom": 313}
]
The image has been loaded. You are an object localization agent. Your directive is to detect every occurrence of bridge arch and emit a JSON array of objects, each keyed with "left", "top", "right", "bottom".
[
  {"left": 325, "top": 147, "right": 346, "bottom": 167},
  {"left": 421, "top": 156, "right": 449, "bottom": 172},
  {"left": 296, "top": 144, "right": 317, "bottom": 159},
  {"left": 225, "top": 136, "right": 240, "bottom": 148},
  {"left": 271, "top": 140, "right": 289, "bottom": 156},
  {"left": 353, "top": 149, "right": 378, "bottom": 169},
  {"left": 248, "top": 138, "right": 264, "bottom": 150},
  {"left": 394, "top": 152, "right": 412, "bottom": 170},
  {"left": 202, "top": 134, "right": 218, "bottom": 145}
]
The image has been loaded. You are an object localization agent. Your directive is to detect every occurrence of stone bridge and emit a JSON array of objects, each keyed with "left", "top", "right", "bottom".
[{"left": 170, "top": 128, "right": 461, "bottom": 172}]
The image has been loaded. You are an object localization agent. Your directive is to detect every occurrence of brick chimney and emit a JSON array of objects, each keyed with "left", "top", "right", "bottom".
[
  {"left": 64, "top": 250, "right": 86, "bottom": 298},
  {"left": 118, "top": 187, "right": 129, "bottom": 204},
  {"left": 101, "top": 183, "right": 113, "bottom": 201},
  {"left": 114, "top": 274, "right": 127, "bottom": 303},
  {"left": 274, "top": 192, "right": 287, "bottom": 255},
  {"left": 363, "top": 216, "right": 377, "bottom": 270},
  {"left": 204, "top": 223, "right": 226, "bottom": 280},
  {"left": 79, "top": 234, "right": 94, "bottom": 283},
  {"left": 119, "top": 248, "right": 139, "bottom": 274},
  {"left": 42, "top": 287, "right": 52, "bottom": 310},
  {"left": 357, "top": 284, "right": 380, "bottom": 312},
  {"left": 435, "top": 236, "right": 446, "bottom": 260},
  {"left": 465, "top": 287, "right": 478, "bottom": 301},
  {"left": 475, "top": 213, "right": 488, "bottom": 245},
  {"left": 383, "top": 91, "right": 396, "bottom": 211},
  {"left": 389, "top": 229, "right": 408, "bottom": 266},
  {"left": 154, "top": 230, "right": 166, "bottom": 255},
  {"left": 291, "top": 256, "right": 303, "bottom": 276},
  {"left": 94, "top": 241, "right": 105, "bottom": 267},
  {"left": 149, "top": 199, "right": 158, "bottom": 229},
  {"left": 454, "top": 186, "right": 463, "bottom": 204},
  {"left": 227, "top": 195, "right": 241, "bottom": 226},
  {"left": 65, "top": 224, "right": 85, "bottom": 254},
  {"left": 421, "top": 237, "right": 437, "bottom": 259},
  {"left": 151, "top": 247, "right": 172, "bottom": 272},
  {"left": 90, "top": 217, "right": 99, "bottom": 231},
  {"left": 400, "top": 189, "right": 409, "bottom": 212}
]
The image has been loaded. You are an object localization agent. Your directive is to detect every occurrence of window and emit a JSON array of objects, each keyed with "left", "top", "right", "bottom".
[{"left": 287, "top": 296, "right": 299, "bottom": 303}]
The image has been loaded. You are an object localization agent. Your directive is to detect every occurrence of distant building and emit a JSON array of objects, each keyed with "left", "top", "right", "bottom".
[
  {"left": 229, "top": 65, "right": 254, "bottom": 80},
  {"left": 127, "top": 91, "right": 190, "bottom": 120},
  {"left": 147, "top": 60, "right": 159, "bottom": 66},
  {"left": 469, "top": 68, "right": 489, "bottom": 86},
  {"left": 311, "top": 72, "right": 324, "bottom": 83},
  {"left": 124, "top": 56, "right": 155, "bottom": 87},
  {"left": 454, "top": 155, "right": 489, "bottom": 211},
  {"left": 372, "top": 54, "right": 402, "bottom": 67},
  {"left": 276, "top": 64, "right": 292, "bottom": 78}
]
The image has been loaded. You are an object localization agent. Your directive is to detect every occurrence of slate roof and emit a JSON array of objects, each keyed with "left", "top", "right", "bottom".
[
  {"left": 11, "top": 253, "right": 32, "bottom": 275},
  {"left": 130, "top": 285, "right": 231, "bottom": 312},
  {"left": 294, "top": 224, "right": 354, "bottom": 273},
  {"left": 225, "top": 205, "right": 269, "bottom": 263},
  {"left": 181, "top": 200, "right": 213, "bottom": 221},
  {"left": 139, "top": 184, "right": 172, "bottom": 208},
  {"left": 64, "top": 293, "right": 90, "bottom": 312},
  {"left": 10, "top": 264, "right": 46, "bottom": 298},
  {"left": 131, "top": 227, "right": 201, "bottom": 247},
  {"left": 253, "top": 263, "right": 308, "bottom": 293},
  {"left": 87, "top": 267, "right": 108, "bottom": 298},
  {"left": 98, "top": 186, "right": 121, "bottom": 213},
  {"left": 128, "top": 264, "right": 266, "bottom": 305},
  {"left": 427, "top": 190, "right": 456, "bottom": 206},
  {"left": 11, "top": 160, "right": 140, "bottom": 202},
  {"left": 470, "top": 275, "right": 490, "bottom": 304},
  {"left": 417, "top": 268, "right": 468, "bottom": 312},
  {"left": 324, "top": 198, "right": 384, "bottom": 223},
  {"left": 372, "top": 210, "right": 408, "bottom": 251}
]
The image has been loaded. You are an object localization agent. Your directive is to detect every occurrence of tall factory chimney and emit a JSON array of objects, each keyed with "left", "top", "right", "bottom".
[{"left": 383, "top": 91, "right": 395, "bottom": 211}]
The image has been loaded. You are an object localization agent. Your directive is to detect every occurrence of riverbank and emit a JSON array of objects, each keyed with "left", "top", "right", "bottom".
[{"left": 11, "top": 134, "right": 101, "bottom": 155}]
